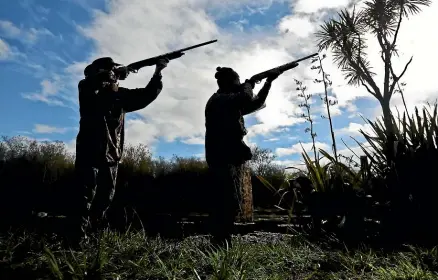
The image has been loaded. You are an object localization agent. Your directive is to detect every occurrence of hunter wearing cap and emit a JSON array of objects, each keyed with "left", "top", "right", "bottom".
[
  {"left": 204, "top": 66, "right": 283, "bottom": 246},
  {"left": 73, "top": 56, "right": 171, "bottom": 239}
]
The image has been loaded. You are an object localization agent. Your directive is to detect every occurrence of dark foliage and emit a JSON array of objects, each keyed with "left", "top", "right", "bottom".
[{"left": 0, "top": 136, "right": 288, "bottom": 234}]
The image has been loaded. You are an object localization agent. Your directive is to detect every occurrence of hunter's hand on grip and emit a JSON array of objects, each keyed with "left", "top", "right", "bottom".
[
  {"left": 114, "top": 66, "right": 130, "bottom": 80},
  {"left": 245, "top": 78, "right": 256, "bottom": 89}
]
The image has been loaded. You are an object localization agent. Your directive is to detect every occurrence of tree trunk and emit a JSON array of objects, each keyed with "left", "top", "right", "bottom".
[
  {"left": 236, "top": 165, "right": 254, "bottom": 223},
  {"left": 381, "top": 98, "right": 395, "bottom": 165}
]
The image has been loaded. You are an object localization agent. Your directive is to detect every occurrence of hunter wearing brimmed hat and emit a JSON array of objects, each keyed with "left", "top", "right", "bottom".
[
  {"left": 204, "top": 66, "right": 283, "bottom": 246},
  {"left": 73, "top": 56, "right": 172, "bottom": 240}
]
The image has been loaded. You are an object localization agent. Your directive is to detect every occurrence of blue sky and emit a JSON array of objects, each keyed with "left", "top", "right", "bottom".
[{"left": 0, "top": 0, "right": 394, "bottom": 166}]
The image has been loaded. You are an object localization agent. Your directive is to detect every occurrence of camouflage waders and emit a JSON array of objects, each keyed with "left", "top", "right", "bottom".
[
  {"left": 209, "top": 163, "right": 245, "bottom": 245},
  {"left": 75, "top": 161, "right": 119, "bottom": 235}
]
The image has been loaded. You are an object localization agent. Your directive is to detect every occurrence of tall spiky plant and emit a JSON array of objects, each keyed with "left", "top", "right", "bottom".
[
  {"left": 295, "top": 79, "right": 318, "bottom": 163},
  {"left": 316, "top": 0, "right": 431, "bottom": 164},
  {"left": 311, "top": 54, "right": 339, "bottom": 163}
]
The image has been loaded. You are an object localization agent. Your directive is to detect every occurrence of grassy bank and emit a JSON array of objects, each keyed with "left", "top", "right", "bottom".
[{"left": 2, "top": 230, "right": 438, "bottom": 280}]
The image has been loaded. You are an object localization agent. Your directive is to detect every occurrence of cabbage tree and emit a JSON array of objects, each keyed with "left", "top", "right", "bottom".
[{"left": 316, "top": 0, "right": 431, "bottom": 163}]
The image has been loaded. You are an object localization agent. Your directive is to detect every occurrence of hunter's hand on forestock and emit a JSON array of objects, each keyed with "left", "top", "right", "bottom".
[
  {"left": 155, "top": 58, "right": 169, "bottom": 74},
  {"left": 266, "top": 69, "right": 283, "bottom": 83}
]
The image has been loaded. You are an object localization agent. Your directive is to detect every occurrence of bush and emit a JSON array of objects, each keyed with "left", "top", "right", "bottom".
[
  {"left": 0, "top": 136, "right": 288, "bottom": 231},
  {"left": 358, "top": 103, "right": 438, "bottom": 245}
]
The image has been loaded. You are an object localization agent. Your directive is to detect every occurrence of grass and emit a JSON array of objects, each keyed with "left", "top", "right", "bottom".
[{"left": 2, "top": 229, "right": 438, "bottom": 280}]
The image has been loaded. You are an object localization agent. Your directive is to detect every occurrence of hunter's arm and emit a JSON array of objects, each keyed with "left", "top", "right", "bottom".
[
  {"left": 118, "top": 73, "right": 163, "bottom": 112},
  {"left": 240, "top": 80, "right": 272, "bottom": 115}
]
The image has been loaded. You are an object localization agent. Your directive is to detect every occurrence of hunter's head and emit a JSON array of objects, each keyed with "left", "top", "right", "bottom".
[
  {"left": 215, "top": 67, "right": 241, "bottom": 92},
  {"left": 84, "top": 57, "right": 121, "bottom": 82}
]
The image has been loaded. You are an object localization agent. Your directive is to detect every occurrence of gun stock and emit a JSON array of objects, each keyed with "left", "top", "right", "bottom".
[
  {"left": 126, "top": 39, "right": 218, "bottom": 72},
  {"left": 249, "top": 52, "right": 319, "bottom": 83}
]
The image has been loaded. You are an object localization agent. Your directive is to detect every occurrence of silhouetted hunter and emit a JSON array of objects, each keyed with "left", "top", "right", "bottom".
[
  {"left": 205, "top": 66, "right": 282, "bottom": 246},
  {"left": 74, "top": 55, "right": 177, "bottom": 239}
]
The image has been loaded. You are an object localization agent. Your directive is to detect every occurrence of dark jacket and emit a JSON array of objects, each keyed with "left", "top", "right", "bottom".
[
  {"left": 75, "top": 73, "right": 163, "bottom": 166},
  {"left": 205, "top": 82, "right": 265, "bottom": 166}
]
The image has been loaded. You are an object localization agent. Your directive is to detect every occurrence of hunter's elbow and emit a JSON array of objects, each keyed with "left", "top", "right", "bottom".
[
  {"left": 151, "top": 88, "right": 162, "bottom": 101},
  {"left": 148, "top": 94, "right": 159, "bottom": 105},
  {"left": 144, "top": 89, "right": 162, "bottom": 105}
]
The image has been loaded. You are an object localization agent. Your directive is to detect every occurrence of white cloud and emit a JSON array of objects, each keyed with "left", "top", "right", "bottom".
[
  {"left": 246, "top": 123, "right": 277, "bottom": 139},
  {"left": 264, "top": 137, "right": 280, "bottom": 142},
  {"left": 0, "top": 39, "right": 11, "bottom": 60},
  {"left": 64, "top": 138, "right": 76, "bottom": 155},
  {"left": 292, "top": 0, "right": 356, "bottom": 13},
  {"left": 181, "top": 136, "right": 205, "bottom": 145},
  {"left": 335, "top": 122, "right": 374, "bottom": 137},
  {"left": 0, "top": 21, "right": 21, "bottom": 37},
  {"left": 194, "top": 152, "right": 205, "bottom": 159},
  {"left": 33, "top": 124, "right": 68, "bottom": 134},
  {"left": 124, "top": 119, "right": 160, "bottom": 148},
  {"left": 0, "top": 38, "right": 25, "bottom": 61},
  {"left": 21, "top": 76, "right": 69, "bottom": 107},
  {"left": 273, "top": 159, "right": 305, "bottom": 171},
  {"left": 0, "top": 20, "right": 53, "bottom": 44},
  {"left": 273, "top": 140, "right": 370, "bottom": 171},
  {"left": 278, "top": 16, "right": 316, "bottom": 38},
  {"left": 41, "top": 80, "right": 58, "bottom": 95},
  {"left": 275, "top": 141, "right": 330, "bottom": 157},
  {"left": 18, "top": 1, "right": 50, "bottom": 23}
]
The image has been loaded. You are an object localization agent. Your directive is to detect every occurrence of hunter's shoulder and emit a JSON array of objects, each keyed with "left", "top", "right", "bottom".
[
  {"left": 78, "top": 79, "right": 87, "bottom": 87},
  {"left": 206, "top": 92, "right": 220, "bottom": 102},
  {"left": 78, "top": 78, "right": 96, "bottom": 90}
]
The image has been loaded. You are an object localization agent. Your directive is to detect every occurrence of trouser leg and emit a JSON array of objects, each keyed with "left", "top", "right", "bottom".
[
  {"left": 70, "top": 162, "right": 98, "bottom": 242},
  {"left": 209, "top": 164, "right": 243, "bottom": 247},
  {"left": 89, "top": 163, "right": 118, "bottom": 230}
]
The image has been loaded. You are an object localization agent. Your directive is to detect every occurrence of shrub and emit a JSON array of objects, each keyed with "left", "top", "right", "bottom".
[
  {"left": 0, "top": 136, "right": 288, "bottom": 231},
  {"left": 358, "top": 103, "right": 438, "bottom": 245}
]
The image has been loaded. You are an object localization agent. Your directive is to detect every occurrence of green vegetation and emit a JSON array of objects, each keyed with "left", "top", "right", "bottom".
[{"left": 3, "top": 230, "right": 438, "bottom": 280}]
